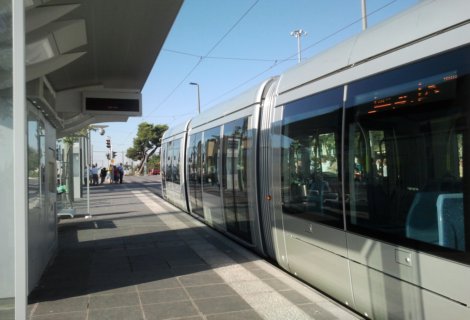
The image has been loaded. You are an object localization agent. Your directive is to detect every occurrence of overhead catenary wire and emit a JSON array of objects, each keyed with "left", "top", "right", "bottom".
[
  {"left": 124, "top": 0, "right": 400, "bottom": 151},
  {"left": 162, "top": 48, "right": 290, "bottom": 63},
  {"left": 123, "top": 0, "right": 261, "bottom": 145},
  {"left": 144, "top": 0, "right": 260, "bottom": 120},
  {"left": 205, "top": 0, "right": 399, "bottom": 106}
]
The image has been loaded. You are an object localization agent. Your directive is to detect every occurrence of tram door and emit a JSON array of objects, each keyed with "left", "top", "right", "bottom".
[
  {"left": 222, "top": 118, "right": 252, "bottom": 243},
  {"left": 201, "top": 126, "right": 224, "bottom": 228},
  {"left": 188, "top": 133, "right": 203, "bottom": 217},
  {"left": 277, "top": 87, "right": 354, "bottom": 305}
]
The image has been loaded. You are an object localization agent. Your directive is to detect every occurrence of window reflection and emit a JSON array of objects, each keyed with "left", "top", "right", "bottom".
[
  {"left": 346, "top": 46, "right": 470, "bottom": 254},
  {"left": 281, "top": 88, "right": 344, "bottom": 228},
  {"left": 222, "top": 118, "right": 252, "bottom": 243},
  {"left": 173, "top": 140, "right": 180, "bottom": 184},
  {"left": 203, "top": 127, "right": 220, "bottom": 195},
  {"left": 188, "top": 133, "right": 203, "bottom": 217},
  {"left": 28, "top": 112, "right": 45, "bottom": 213}
]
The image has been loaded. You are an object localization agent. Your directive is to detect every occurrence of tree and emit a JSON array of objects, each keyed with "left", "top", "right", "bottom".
[
  {"left": 147, "top": 154, "right": 160, "bottom": 170},
  {"left": 126, "top": 122, "right": 168, "bottom": 175}
]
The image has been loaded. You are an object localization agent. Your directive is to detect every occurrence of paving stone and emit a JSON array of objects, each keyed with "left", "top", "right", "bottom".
[
  {"left": 137, "top": 278, "right": 181, "bottom": 291},
  {"left": 30, "top": 311, "right": 87, "bottom": 320},
  {"left": 88, "top": 306, "right": 144, "bottom": 320},
  {"left": 33, "top": 296, "right": 89, "bottom": 315},
  {"left": 178, "top": 272, "right": 225, "bottom": 287},
  {"left": 139, "top": 288, "right": 188, "bottom": 305},
  {"left": 89, "top": 292, "right": 140, "bottom": 309},
  {"left": 280, "top": 290, "right": 311, "bottom": 305},
  {"left": 193, "top": 296, "right": 252, "bottom": 315},
  {"left": 143, "top": 301, "right": 199, "bottom": 320},
  {"left": 205, "top": 310, "right": 263, "bottom": 320},
  {"left": 186, "top": 284, "right": 238, "bottom": 300}
]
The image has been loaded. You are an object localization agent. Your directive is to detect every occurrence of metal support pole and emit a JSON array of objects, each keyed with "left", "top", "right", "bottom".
[
  {"left": 361, "top": 0, "right": 368, "bottom": 31},
  {"left": 85, "top": 130, "right": 91, "bottom": 218},
  {"left": 12, "top": 0, "right": 28, "bottom": 317}
]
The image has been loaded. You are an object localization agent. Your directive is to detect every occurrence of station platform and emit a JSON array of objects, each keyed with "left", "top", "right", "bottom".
[{"left": 28, "top": 175, "right": 363, "bottom": 320}]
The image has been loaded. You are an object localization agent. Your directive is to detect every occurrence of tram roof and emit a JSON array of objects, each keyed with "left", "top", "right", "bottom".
[
  {"left": 162, "top": 120, "right": 190, "bottom": 142},
  {"left": 24, "top": 0, "right": 183, "bottom": 137},
  {"left": 277, "top": 0, "right": 470, "bottom": 96},
  {"left": 188, "top": 78, "right": 276, "bottom": 131}
]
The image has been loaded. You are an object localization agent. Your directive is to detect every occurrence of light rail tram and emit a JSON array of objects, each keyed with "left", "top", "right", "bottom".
[{"left": 161, "top": 1, "right": 470, "bottom": 318}]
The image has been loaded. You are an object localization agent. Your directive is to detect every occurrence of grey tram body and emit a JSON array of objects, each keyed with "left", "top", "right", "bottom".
[{"left": 161, "top": 0, "right": 470, "bottom": 318}]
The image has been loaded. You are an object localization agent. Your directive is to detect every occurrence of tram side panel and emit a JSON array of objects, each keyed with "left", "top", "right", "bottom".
[
  {"left": 185, "top": 95, "right": 267, "bottom": 254},
  {"left": 269, "top": 85, "right": 354, "bottom": 307},
  {"left": 162, "top": 129, "right": 189, "bottom": 212},
  {"left": 200, "top": 126, "right": 225, "bottom": 229},
  {"left": 272, "top": 30, "right": 470, "bottom": 320},
  {"left": 343, "top": 44, "right": 470, "bottom": 319}
]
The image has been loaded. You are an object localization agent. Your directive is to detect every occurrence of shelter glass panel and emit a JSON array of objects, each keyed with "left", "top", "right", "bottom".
[
  {"left": 0, "top": 2, "right": 15, "bottom": 317},
  {"left": 27, "top": 113, "right": 46, "bottom": 215}
]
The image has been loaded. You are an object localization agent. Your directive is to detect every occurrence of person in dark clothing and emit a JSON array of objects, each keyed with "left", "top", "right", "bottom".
[
  {"left": 100, "top": 167, "right": 107, "bottom": 184},
  {"left": 117, "top": 163, "right": 124, "bottom": 183},
  {"left": 113, "top": 165, "right": 119, "bottom": 183}
]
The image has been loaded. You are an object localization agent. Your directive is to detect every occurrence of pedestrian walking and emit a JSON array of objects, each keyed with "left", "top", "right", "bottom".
[
  {"left": 113, "top": 165, "right": 119, "bottom": 183},
  {"left": 100, "top": 167, "right": 107, "bottom": 184},
  {"left": 91, "top": 164, "right": 99, "bottom": 185},
  {"left": 118, "top": 163, "right": 124, "bottom": 183}
]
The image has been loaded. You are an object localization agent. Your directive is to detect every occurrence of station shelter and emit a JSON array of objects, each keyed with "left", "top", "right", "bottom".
[{"left": 0, "top": 1, "right": 183, "bottom": 318}]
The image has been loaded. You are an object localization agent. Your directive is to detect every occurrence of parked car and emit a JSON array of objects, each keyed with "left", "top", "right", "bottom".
[{"left": 149, "top": 168, "right": 160, "bottom": 175}]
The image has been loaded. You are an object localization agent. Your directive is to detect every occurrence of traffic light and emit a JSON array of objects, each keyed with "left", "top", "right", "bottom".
[
  {"left": 112, "top": 151, "right": 117, "bottom": 159},
  {"left": 106, "top": 153, "right": 110, "bottom": 160},
  {"left": 106, "top": 138, "right": 111, "bottom": 148}
]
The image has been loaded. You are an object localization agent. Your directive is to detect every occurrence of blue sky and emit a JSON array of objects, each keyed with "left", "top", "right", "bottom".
[{"left": 91, "top": 0, "right": 418, "bottom": 166}]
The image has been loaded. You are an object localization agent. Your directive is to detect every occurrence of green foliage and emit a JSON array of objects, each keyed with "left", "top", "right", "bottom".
[
  {"left": 147, "top": 154, "right": 160, "bottom": 170},
  {"left": 126, "top": 122, "right": 168, "bottom": 174},
  {"left": 27, "top": 146, "right": 39, "bottom": 177},
  {"left": 62, "top": 126, "right": 91, "bottom": 145},
  {"left": 62, "top": 136, "right": 78, "bottom": 146}
]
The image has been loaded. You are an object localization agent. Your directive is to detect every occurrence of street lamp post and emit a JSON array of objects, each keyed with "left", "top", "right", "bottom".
[
  {"left": 290, "top": 29, "right": 307, "bottom": 63},
  {"left": 189, "top": 82, "right": 201, "bottom": 114}
]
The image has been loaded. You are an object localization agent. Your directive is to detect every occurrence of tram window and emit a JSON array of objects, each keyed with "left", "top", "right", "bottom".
[
  {"left": 281, "top": 87, "right": 343, "bottom": 229},
  {"left": 346, "top": 45, "right": 470, "bottom": 259},
  {"left": 166, "top": 141, "right": 173, "bottom": 182},
  {"left": 173, "top": 139, "right": 181, "bottom": 184},
  {"left": 188, "top": 133, "right": 203, "bottom": 217},
  {"left": 203, "top": 127, "right": 220, "bottom": 195},
  {"left": 161, "top": 143, "right": 167, "bottom": 190},
  {"left": 222, "top": 117, "right": 252, "bottom": 243}
]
